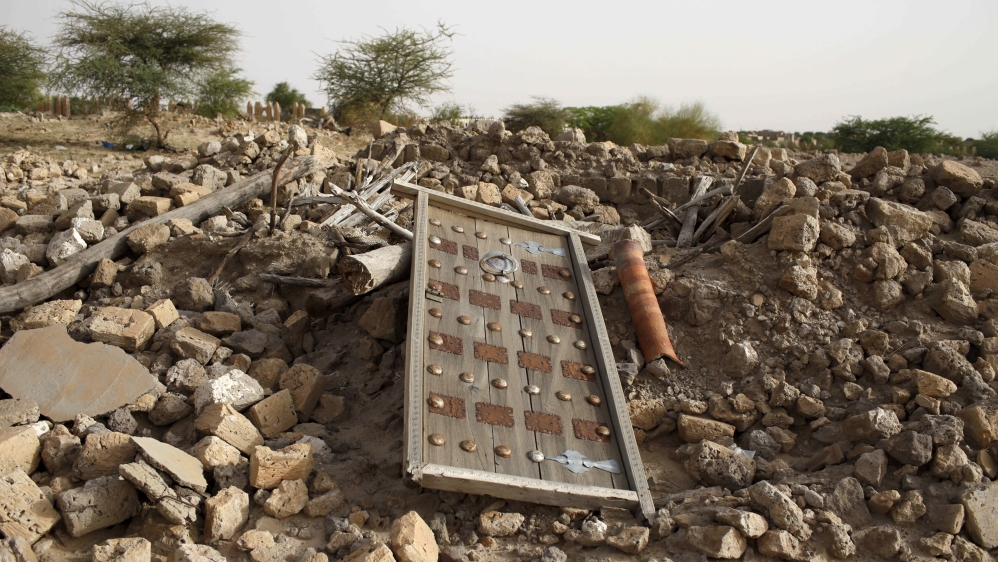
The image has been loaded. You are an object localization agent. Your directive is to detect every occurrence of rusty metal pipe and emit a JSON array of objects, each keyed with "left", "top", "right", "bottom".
[{"left": 613, "top": 240, "right": 683, "bottom": 366}]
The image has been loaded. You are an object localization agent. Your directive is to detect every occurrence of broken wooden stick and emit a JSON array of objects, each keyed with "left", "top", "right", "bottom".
[
  {"left": 676, "top": 176, "right": 713, "bottom": 248},
  {"left": 258, "top": 274, "right": 334, "bottom": 288},
  {"left": 513, "top": 195, "right": 532, "bottom": 217},
  {"left": 339, "top": 242, "right": 413, "bottom": 295},
  {"left": 0, "top": 156, "right": 321, "bottom": 315},
  {"left": 269, "top": 146, "right": 294, "bottom": 234},
  {"left": 340, "top": 191, "right": 414, "bottom": 241},
  {"left": 206, "top": 218, "right": 266, "bottom": 285}
]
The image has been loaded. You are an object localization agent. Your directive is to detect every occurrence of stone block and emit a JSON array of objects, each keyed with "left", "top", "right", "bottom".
[
  {"left": 0, "top": 468, "right": 60, "bottom": 544},
  {"left": 339, "top": 541, "right": 394, "bottom": 562},
  {"left": 46, "top": 228, "right": 87, "bottom": 266},
  {"left": 195, "top": 403, "right": 264, "bottom": 455},
  {"left": 476, "top": 511, "right": 524, "bottom": 536},
  {"left": 279, "top": 364, "right": 324, "bottom": 420},
  {"left": 0, "top": 249, "right": 29, "bottom": 285},
  {"left": 74, "top": 432, "right": 137, "bottom": 480},
  {"left": 119, "top": 460, "right": 196, "bottom": 525},
  {"left": 0, "top": 399, "right": 40, "bottom": 428},
  {"left": 769, "top": 214, "right": 820, "bottom": 253},
  {"left": 92, "top": 538, "right": 151, "bottom": 562},
  {"left": 359, "top": 298, "right": 405, "bottom": 342},
  {"left": 190, "top": 436, "right": 242, "bottom": 469},
  {"left": 391, "top": 511, "right": 439, "bottom": 562},
  {"left": 170, "top": 327, "right": 220, "bottom": 364},
  {"left": 110, "top": 182, "right": 140, "bottom": 205},
  {"left": 126, "top": 223, "right": 170, "bottom": 254},
  {"left": 962, "top": 483, "right": 998, "bottom": 549},
  {"left": 145, "top": 299, "right": 179, "bottom": 329},
  {"left": 90, "top": 257, "right": 118, "bottom": 289},
  {"left": 129, "top": 196, "right": 173, "bottom": 217},
  {"left": 192, "top": 370, "right": 264, "bottom": 414},
  {"left": 935, "top": 160, "right": 983, "bottom": 198},
  {"left": 0, "top": 426, "right": 42, "bottom": 476},
  {"left": 132, "top": 436, "right": 207, "bottom": 493},
  {"left": 204, "top": 486, "right": 249, "bottom": 543},
  {"left": 56, "top": 475, "right": 140, "bottom": 537},
  {"left": 311, "top": 394, "right": 346, "bottom": 424},
  {"left": 677, "top": 414, "right": 735, "bottom": 443},
  {"left": 474, "top": 182, "right": 502, "bottom": 206},
  {"left": 263, "top": 479, "right": 308, "bottom": 518},
  {"left": 304, "top": 487, "right": 345, "bottom": 517},
  {"left": 89, "top": 307, "right": 156, "bottom": 352},
  {"left": 249, "top": 444, "right": 313, "bottom": 490},
  {"left": 248, "top": 358, "right": 288, "bottom": 390},
  {"left": 667, "top": 138, "right": 709, "bottom": 159},
  {"left": 686, "top": 525, "right": 746, "bottom": 559},
  {"left": 246, "top": 389, "right": 298, "bottom": 438}
]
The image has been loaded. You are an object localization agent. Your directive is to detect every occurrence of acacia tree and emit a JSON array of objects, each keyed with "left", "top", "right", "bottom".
[
  {"left": 197, "top": 69, "right": 254, "bottom": 119},
  {"left": 0, "top": 27, "right": 47, "bottom": 110},
  {"left": 314, "top": 22, "right": 455, "bottom": 121},
  {"left": 51, "top": 1, "right": 241, "bottom": 147}
]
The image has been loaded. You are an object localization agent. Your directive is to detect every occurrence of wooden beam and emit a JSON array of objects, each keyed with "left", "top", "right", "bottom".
[
  {"left": 419, "top": 464, "right": 639, "bottom": 511},
  {"left": 0, "top": 156, "right": 321, "bottom": 315},
  {"left": 403, "top": 191, "right": 430, "bottom": 481},
  {"left": 567, "top": 232, "right": 657, "bottom": 522},
  {"left": 392, "top": 181, "right": 601, "bottom": 247}
]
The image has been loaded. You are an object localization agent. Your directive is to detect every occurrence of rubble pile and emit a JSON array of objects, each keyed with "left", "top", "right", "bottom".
[{"left": 1, "top": 116, "right": 998, "bottom": 562}]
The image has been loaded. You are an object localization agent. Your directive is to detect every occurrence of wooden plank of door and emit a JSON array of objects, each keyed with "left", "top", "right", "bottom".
[
  {"left": 404, "top": 191, "right": 429, "bottom": 479},
  {"left": 422, "top": 206, "right": 496, "bottom": 472},
  {"left": 474, "top": 218, "right": 541, "bottom": 479},
  {"left": 504, "top": 228, "right": 622, "bottom": 490},
  {"left": 567, "top": 232, "right": 657, "bottom": 519}
]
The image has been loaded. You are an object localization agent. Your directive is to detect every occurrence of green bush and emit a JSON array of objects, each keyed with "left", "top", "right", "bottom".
[
  {"left": 974, "top": 130, "right": 998, "bottom": 160},
  {"left": 831, "top": 115, "right": 965, "bottom": 155},
  {"left": 266, "top": 81, "right": 310, "bottom": 114},
  {"left": 430, "top": 101, "right": 464, "bottom": 123},
  {"left": 503, "top": 97, "right": 568, "bottom": 138},
  {"left": 566, "top": 97, "right": 721, "bottom": 145},
  {"left": 0, "top": 27, "right": 47, "bottom": 110},
  {"left": 197, "top": 69, "right": 254, "bottom": 118}
]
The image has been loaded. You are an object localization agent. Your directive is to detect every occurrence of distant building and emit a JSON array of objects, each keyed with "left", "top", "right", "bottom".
[{"left": 742, "top": 130, "right": 798, "bottom": 146}]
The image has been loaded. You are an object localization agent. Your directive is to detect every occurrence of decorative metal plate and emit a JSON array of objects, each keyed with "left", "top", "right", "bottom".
[
  {"left": 463, "top": 245, "right": 479, "bottom": 260},
  {"left": 521, "top": 260, "right": 537, "bottom": 275},
  {"left": 542, "top": 264, "right": 569, "bottom": 280},
  {"left": 525, "top": 411, "right": 563, "bottom": 436},
  {"left": 476, "top": 403, "right": 514, "bottom": 428},
  {"left": 518, "top": 351, "right": 553, "bottom": 373},
  {"left": 510, "top": 300, "right": 542, "bottom": 320},
  {"left": 428, "top": 331, "right": 462, "bottom": 355},
  {"left": 469, "top": 290, "right": 501, "bottom": 310},
  {"left": 429, "top": 237, "right": 458, "bottom": 255},
  {"left": 551, "top": 310, "right": 583, "bottom": 329},
  {"left": 562, "top": 360, "right": 597, "bottom": 382},
  {"left": 573, "top": 419, "right": 611, "bottom": 443},
  {"left": 428, "top": 393, "right": 466, "bottom": 419},
  {"left": 517, "top": 240, "right": 567, "bottom": 257},
  {"left": 473, "top": 342, "right": 508, "bottom": 364},
  {"left": 428, "top": 280, "right": 460, "bottom": 301}
]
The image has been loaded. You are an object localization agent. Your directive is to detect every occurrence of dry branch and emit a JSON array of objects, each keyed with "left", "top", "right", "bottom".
[{"left": 0, "top": 156, "right": 321, "bottom": 315}]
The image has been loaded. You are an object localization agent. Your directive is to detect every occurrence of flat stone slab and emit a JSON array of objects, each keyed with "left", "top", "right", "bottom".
[
  {"left": 132, "top": 436, "right": 208, "bottom": 493},
  {"left": 0, "top": 326, "right": 158, "bottom": 422}
]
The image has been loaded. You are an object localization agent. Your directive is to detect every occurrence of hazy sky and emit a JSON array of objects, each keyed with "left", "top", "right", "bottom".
[{"left": 4, "top": 0, "right": 997, "bottom": 138}]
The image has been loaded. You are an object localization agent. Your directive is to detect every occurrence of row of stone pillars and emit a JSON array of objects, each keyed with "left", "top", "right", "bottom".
[
  {"left": 246, "top": 101, "right": 326, "bottom": 122},
  {"left": 37, "top": 96, "right": 71, "bottom": 117}
]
